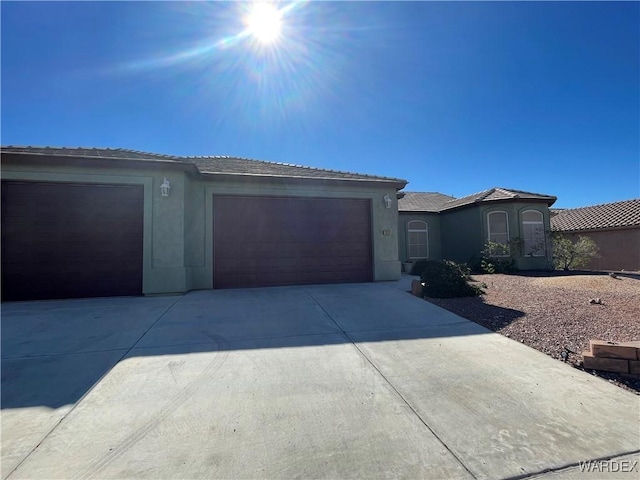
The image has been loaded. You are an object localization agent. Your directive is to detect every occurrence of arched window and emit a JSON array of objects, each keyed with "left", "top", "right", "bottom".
[
  {"left": 487, "top": 211, "right": 510, "bottom": 256},
  {"left": 407, "top": 220, "right": 428, "bottom": 259},
  {"left": 522, "top": 210, "right": 545, "bottom": 257},
  {"left": 487, "top": 211, "right": 509, "bottom": 245}
]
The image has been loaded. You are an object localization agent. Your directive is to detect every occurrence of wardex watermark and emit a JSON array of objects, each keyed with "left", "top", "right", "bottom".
[{"left": 579, "top": 459, "right": 638, "bottom": 473}]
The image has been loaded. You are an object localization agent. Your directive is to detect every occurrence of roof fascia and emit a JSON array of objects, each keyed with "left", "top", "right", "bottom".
[
  {"left": 1, "top": 151, "right": 407, "bottom": 189},
  {"left": 1, "top": 151, "right": 196, "bottom": 173},
  {"left": 442, "top": 197, "right": 556, "bottom": 212},
  {"left": 198, "top": 171, "right": 407, "bottom": 190}
]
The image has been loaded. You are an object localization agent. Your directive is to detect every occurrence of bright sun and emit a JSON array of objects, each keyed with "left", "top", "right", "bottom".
[{"left": 245, "top": 4, "right": 282, "bottom": 44}]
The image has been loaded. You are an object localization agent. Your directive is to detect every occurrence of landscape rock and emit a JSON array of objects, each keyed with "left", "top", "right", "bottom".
[{"left": 411, "top": 279, "right": 424, "bottom": 297}]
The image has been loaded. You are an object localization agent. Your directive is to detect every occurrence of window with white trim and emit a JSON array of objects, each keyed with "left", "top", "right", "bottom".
[
  {"left": 522, "top": 210, "right": 546, "bottom": 257},
  {"left": 407, "top": 220, "right": 428, "bottom": 259},
  {"left": 487, "top": 211, "right": 509, "bottom": 255}
]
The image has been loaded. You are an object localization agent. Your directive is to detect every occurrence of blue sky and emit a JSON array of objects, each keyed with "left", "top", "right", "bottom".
[{"left": 2, "top": 1, "right": 638, "bottom": 208}]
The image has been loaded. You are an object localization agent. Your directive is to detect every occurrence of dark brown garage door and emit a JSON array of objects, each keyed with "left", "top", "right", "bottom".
[
  {"left": 1, "top": 181, "right": 144, "bottom": 301},
  {"left": 214, "top": 196, "right": 372, "bottom": 288}
]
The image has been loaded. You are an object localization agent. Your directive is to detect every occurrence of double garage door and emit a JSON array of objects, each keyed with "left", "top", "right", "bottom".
[
  {"left": 214, "top": 195, "right": 373, "bottom": 288},
  {"left": 1, "top": 184, "right": 373, "bottom": 300},
  {"left": 1, "top": 181, "right": 144, "bottom": 301}
]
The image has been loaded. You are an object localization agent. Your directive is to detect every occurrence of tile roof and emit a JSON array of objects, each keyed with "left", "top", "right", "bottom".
[
  {"left": 550, "top": 199, "right": 640, "bottom": 231},
  {"left": 398, "top": 187, "right": 556, "bottom": 213},
  {"left": 1, "top": 146, "right": 407, "bottom": 185},
  {"left": 186, "top": 156, "right": 405, "bottom": 183},
  {"left": 0, "top": 146, "right": 187, "bottom": 163},
  {"left": 397, "top": 192, "right": 456, "bottom": 212},
  {"left": 440, "top": 187, "right": 556, "bottom": 210}
]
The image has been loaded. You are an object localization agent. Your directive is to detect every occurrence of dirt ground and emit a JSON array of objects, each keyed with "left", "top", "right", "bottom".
[{"left": 424, "top": 271, "right": 640, "bottom": 394}]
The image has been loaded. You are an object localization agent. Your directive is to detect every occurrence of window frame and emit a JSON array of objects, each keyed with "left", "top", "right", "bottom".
[
  {"left": 521, "top": 209, "right": 546, "bottom": 257},
  {"left": 486, "top": 211, "right": 510, "bottom": 257},
  {"left": 407, "top": 220, "right": 429, "bottom": 260}
]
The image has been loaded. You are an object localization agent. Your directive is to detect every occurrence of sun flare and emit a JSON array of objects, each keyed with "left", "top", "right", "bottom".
[{"left": 245, "top": 3, "right": 282, "bottom": 44}]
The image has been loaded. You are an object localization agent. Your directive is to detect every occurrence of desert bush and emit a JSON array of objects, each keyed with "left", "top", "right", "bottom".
[
  {"left": 552, "top": 233, "right": 599, "bottom": 271},
  {"left": 420, "top": 259, "right": 484, "bottom": 298}
]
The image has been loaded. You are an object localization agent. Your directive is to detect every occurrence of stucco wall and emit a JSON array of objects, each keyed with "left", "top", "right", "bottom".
[
  {"left": 183, "top": 174, "right": 208, "bottom": 291},
  {"left": 1, "top": 161, "right": 187, "bottom": 295},
  {"left": 187, "top": 176, "right": 401, "bottom": 289},
  {"left": 479, "top": 202, "right": 553, "bottom": 270},
  {"left": 433, "top": 202, "right": 553, "bottom": 269},
  {"left": 3, "top": 159, "right": 402, "bottom": 296},
  {"left": 439, "top": 207, "right": 483, "bottom": 264},
  {"left": 397, "top": 213, "right": 442, "bottom": 262},
  {"left": 563, "top": 228, "right": 640, "bottom": 272}
]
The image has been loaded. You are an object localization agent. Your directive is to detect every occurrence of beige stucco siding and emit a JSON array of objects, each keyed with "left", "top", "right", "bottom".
[{"left": 562, "top": 227, "right": 640, "bottom": 272}]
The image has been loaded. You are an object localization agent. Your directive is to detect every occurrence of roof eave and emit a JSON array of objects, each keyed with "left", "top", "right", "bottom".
[
  {"left": 398, "top": 209, "right": 440, "bottom": 214},
  {"left": 1, "top": 151, "right": 196, "bottom": 173},
  {"left": 442, "top": 196, "right": 556, "bottom": 212},
  {"left": 198, "top": 171, "right": 408, "bottom": 189}
]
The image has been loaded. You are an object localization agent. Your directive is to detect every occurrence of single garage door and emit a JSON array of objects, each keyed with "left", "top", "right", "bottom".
[
  {"left": 1, "top": 181, "right": 144, "bottom": 301},
  {"left": 214, "top": 195, "right": 372, "bottom": 288}
]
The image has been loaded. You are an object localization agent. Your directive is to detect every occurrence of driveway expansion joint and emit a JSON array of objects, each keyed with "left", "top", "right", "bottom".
[
  {"left": 303, "top": 288, "right": 479, "bottom": 480},
  {"left": 3, "top": 295, "right": 184, "bottom": 480},
  {"left": 5, "top": 283, "right": 638, "bottom": 479},
  {"left": 1, "top": 347, "right": 131, "bottom": 361}
]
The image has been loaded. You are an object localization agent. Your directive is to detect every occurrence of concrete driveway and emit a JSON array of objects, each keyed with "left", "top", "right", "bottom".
[{"left": 2, "top": 279, "right": 638, "bottom": 479}]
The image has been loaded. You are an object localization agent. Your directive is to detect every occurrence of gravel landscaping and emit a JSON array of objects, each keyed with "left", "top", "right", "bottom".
[{"left": 423, "top": 272, "right": 640, "bottom": 393}]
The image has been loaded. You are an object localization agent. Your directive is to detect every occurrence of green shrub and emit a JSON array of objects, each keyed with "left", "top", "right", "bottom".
[
  {"left": 409, "top": 259, "right": 436, "bottom": 276},
  {"left": 420, "top": 259, "right": 484, "bottom": 298},
  {"left": 411, "top": 259, "right": 472, "bottom": 279},
  {"left": 480, "top": 242, "right": 518, "bottom": 274}
]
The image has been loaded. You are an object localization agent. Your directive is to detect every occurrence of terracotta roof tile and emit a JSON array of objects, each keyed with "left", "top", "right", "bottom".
[
  {"left": 550, "top": 199, "right": 640, "bottom": 231},
  {"left": 1, "top": 146, "right": 407, "bottom": 185}
]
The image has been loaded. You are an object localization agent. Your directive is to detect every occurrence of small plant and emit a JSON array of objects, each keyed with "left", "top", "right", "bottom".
[
  {"left": 552, "top": 233, "right": 599, "bottom": 271},
  {"left": 420, "top": 259, "right": 484, "bottom": 298},
  {"left": 480, "top": 242, "right": 517, "bottom": 274},
  {"left": 480, "top": 259, "right": 496, "bottom": 274}
]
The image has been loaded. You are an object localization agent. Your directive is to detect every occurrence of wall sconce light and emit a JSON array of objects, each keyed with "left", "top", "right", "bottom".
[
  {"left": 383, "top": 194, "right": 392, "bottom": 209},
  {"left": 160, "top": 177, "right": 171, "bottom": 197}
]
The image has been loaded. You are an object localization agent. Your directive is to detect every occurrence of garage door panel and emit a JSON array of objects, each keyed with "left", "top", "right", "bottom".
[
  {"left": 2, "top": 181, "right": 144, "bottom": 301},
  {"left": 214, "top": 195, "right": 372, "bottom": 288}
]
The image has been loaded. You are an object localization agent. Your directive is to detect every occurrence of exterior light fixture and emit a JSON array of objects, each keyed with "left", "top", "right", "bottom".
[
  {"left": 160, "top": 177, "right": 171, "bottom": 197},
  {"left": 383, "top": 194, "right": 392, "bottom": 209}
]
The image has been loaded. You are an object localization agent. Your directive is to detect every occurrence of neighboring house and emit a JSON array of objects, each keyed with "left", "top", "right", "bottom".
[
  {"left": 1, "top": 146, "right": 406, "bottom": 301},
  {"left": 550, "top": 199, "right": 640, "bottom": 272},
  {"left": 398, "top": 188, "right": 557, "bottom": 270}
]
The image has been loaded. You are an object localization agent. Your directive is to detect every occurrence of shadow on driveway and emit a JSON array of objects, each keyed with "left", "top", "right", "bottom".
[
  {"left": 2, "top": 282, "right": 637, "bottom": 480},
  {"left": 1, "top": 282, "right": 496, "bottom": 410}
]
